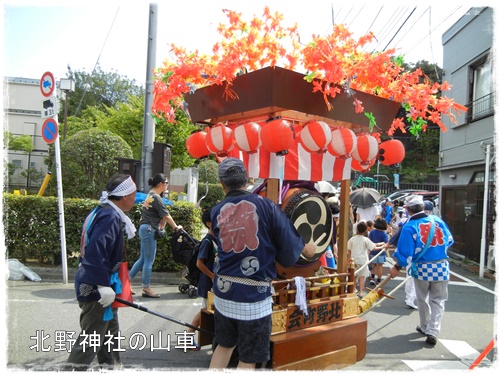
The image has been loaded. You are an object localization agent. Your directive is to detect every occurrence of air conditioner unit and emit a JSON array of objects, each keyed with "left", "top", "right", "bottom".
[{"left": 487, "top": 245, "right": 495, "bottom": 271}]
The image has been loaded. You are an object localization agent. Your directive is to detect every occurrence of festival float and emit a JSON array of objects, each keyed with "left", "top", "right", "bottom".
[{"left": 152, "top": 7, "right": 466, "bottom": 370}]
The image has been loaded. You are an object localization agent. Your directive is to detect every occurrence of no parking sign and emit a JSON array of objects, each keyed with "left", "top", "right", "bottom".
[{"left": 42, "top": 118, "right": 59, "bottom": 144}]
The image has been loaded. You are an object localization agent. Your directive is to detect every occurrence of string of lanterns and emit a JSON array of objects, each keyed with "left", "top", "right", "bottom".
[{"left": 186, "top": 118, "right": 406, "bottom": 172}]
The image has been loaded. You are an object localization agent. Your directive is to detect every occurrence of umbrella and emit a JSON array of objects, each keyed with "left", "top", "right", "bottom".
[
  {"left": 314, "top": 181, "right": 337, "bottom": 195},
  {"left": 350, "top": 187, "right": 384, "bottom": 208}
]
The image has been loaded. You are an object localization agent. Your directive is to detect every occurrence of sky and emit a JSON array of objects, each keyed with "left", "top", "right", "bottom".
[{"left": 2, "top": 0, "right": 496, "bottom": 87}]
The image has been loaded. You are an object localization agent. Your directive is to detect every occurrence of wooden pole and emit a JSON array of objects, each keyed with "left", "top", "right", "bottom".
[{"left": 337, "top": 179, "right": 351, "bottom": 274}]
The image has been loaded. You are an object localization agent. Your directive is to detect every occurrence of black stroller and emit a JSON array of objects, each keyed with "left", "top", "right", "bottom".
[{"left": 170, "top": 229, "right": 200, "bottom": 298}]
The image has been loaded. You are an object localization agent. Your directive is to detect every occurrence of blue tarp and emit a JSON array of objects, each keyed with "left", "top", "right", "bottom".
[{"left": 135, "top": 191, "right": 173, "bottom": 206}]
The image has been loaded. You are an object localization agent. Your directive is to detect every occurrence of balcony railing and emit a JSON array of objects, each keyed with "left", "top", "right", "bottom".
[{"left": 467, "top": 91, "right": 496, "bottom": 122}]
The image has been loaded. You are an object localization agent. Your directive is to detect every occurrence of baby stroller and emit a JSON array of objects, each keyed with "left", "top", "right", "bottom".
[{"left": 170, "top": 229, "right": 200, "bottom": 298}]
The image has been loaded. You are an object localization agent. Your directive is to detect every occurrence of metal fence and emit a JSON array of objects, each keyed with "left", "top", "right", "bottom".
[{"left": 353, "top": 181, "right": 439, "bottom": 196}]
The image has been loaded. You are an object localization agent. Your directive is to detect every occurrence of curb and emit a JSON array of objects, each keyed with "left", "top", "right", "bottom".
[{"left": 17, "top": 265, "right": 187, "bottom": 285}]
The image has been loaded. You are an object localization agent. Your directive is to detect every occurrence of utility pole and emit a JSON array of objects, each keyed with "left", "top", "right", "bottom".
[{"left": 140, "top": 3, "right": 158, "bottom": 192}]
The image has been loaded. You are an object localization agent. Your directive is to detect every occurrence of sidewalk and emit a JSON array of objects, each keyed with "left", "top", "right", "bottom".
[
  {"left": 22, "top": 264, "right": 187, "bottom": 285},
  {"left": 16, "top": 253, "right": 495, "bottom": 285},
  {"left": 448, "top": 251, "right": 496, "bottom": 281}
]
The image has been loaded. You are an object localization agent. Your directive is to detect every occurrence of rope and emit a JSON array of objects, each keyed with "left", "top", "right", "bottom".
[{"left": 354, "top": 248, "right": 387, "bottom": 276}]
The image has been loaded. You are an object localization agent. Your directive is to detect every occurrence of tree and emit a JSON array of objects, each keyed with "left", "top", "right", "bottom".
[
  {"left": 198, "top": 159, "right": 219, "bottom": 183},
  {"left": 3, "top": 131, "right": 37, "bottom": 189},
  {"left": 153, "top": 108, "right": 200, "bottom": 169},
  {"left": 4, "top": 131, "right": 35, "bottom": 153},
  {"left": 59, "top": 64, "right": 145, "bottom": 119},
  {"left": 377, "top": 60, "right": 444, "bottom": 182},
  {"left": 100, "top": 95, "right": 144, "bottom": 159},
  {"left": 406, "top": 60, "right": 444, "bottom": 84},
  {"left": 55, "top": 128, "right": 134, "bottom": 198}
]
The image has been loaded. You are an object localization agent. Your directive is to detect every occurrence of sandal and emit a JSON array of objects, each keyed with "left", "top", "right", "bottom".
[{"left": 142, "top": 289, "right": 160, "bottom": 298}]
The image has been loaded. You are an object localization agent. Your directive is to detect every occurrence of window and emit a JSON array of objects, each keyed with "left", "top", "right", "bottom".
[
  {"left": 12, "top": 159, "right": 22, "bottom": 168},
  {"left": 468, "top": 56, "right": 495, "bottom": 121}
]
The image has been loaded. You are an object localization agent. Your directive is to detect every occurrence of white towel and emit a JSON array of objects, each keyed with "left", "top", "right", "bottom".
[{"left": 294, "top": 276, "right": 308, "bottom": 316}]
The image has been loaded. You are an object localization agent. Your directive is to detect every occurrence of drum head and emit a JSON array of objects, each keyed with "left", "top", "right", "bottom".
[{"left": 281, "top": 188, "right": 333, "bottom": 264}]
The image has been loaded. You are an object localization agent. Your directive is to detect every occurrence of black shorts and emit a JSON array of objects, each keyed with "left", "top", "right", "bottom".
[{"left": 214, "top": 309, "right": 272, "bottom": 364}]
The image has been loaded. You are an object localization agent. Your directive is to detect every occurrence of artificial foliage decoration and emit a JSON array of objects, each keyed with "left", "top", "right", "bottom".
[{"left": 152, "top": 6, "right": 467, "bottom": 138}]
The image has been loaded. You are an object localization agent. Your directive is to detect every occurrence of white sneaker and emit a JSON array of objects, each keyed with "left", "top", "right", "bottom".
[{"left": 406, "top": 301, "right": 418, "bottom": 309}]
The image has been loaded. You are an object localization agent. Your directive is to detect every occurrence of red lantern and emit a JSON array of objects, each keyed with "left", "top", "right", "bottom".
[
  {"left": 352, "top": 134, "right": 378, "bottom": 166},
  {"left": 351, "top": 157, "right": 376, "bottom": 172},
  {"left": 206, "top": 123, "right": 234, "bottom": 157},
  {"left": 298, "top": 120, "right": 332, "bottom": 153},
  {"left": 378, "top": 139, "right": 405, "bottom": 166},
  {"left": 186, "top": 130, "right": 210, "bottom": 159},
  {"left": 232, "top": 122, "right": 261, "bottom": 154},
  {"left": 328, "top": 127, "right": 357, "bottom": 158},
  {"left": 260, "top": 118, "right": 295, "bottom": 155}
]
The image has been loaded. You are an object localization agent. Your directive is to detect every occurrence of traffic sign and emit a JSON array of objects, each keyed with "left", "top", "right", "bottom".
[
  {"left": 41, "top": 96, "right": 57, "bottom": 119},
  {"left": 41, "top": 118, "right": 59, "bottom": 144},
  {"left": 40, "top": 71, "right": 55, "bottom": 97}
]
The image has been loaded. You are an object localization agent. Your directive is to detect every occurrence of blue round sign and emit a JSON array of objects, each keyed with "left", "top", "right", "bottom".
[{"left": 42, "top": 118, "right": 59, "bottom": 144}]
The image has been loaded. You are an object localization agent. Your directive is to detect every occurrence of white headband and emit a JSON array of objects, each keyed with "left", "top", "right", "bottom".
[{"left": 100, "top": 176, "right": 136, "bottom": 202}]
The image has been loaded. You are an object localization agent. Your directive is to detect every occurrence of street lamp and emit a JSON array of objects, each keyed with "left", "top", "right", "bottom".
[{"left": 59, "top": 78, "right": 75, "bottom": 141}]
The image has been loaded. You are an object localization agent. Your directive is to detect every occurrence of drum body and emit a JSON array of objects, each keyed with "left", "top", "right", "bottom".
[{"left": 280, "top": 188, "right": 333, "bottom": 264}]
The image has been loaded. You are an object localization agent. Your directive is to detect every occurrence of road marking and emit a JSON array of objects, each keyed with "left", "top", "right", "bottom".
[
  {"left": 403, "top": 359, "right": 468, "bottom": 370},
  {"left": 440, "top": 339, "right": 493, "bottom": 368},
  {"left": 403, "top": 339, "right": 493, "bottom": 370}
]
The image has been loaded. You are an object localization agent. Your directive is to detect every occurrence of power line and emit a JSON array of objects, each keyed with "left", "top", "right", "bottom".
[
  {"left": 382, "top": 7, "right": 417, "bottom": 51},
  {"left": 399, "top": 6, "right": 463, "bottom": 58},
  {"left": 74, "top": 6, "right": 121, "bottom": 117},
  {"left": 390, "top": 7, "right": 430, "bottom": 54},
  {"left": 369, "top": 6, "right": 408, "bottom": 53},
  {"left": 364, "top": 6, "right": 384, "bottom": 37}
]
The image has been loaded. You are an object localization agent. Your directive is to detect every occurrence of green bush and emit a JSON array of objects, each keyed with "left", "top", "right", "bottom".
[
  {"left": 3, "top": 194, "right": 202, "bottom": 272},
  {"left": 197, "top": 182, "right": 225, "bottom": 210}
]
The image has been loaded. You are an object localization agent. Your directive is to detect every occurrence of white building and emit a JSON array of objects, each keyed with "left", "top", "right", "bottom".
[{"left": 3, "top": 77, "right": 54, "bottom": 190}]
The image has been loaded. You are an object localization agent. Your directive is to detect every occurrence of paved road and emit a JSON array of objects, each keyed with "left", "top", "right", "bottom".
[{"left": 3, "top": 261, "right": 497, "bottom": 372}]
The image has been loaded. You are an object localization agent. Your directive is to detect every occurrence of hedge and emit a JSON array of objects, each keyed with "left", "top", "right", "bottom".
[{"left": 2, "top": 194, "right": 202, "bottom": 272}]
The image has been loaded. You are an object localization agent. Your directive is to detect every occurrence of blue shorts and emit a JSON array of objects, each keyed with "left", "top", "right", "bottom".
[
  {"left": 214, "top": 309, "right": 272, "bottom": 364},
  {"left": 370, "top": 252, "right": 387, "bottom": 264}
]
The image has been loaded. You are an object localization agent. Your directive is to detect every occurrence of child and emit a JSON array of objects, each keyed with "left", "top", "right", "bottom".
[
  {"left": 187, "top": 208, "right": 217, "bottom": 350},
  {"left": 366, "top": 220, "right": 374, "bottom": 235},
  {"left": 347, "top": 221, "right": 383, "bottom": 298},
  {"left": 368, "top": 218, "right": 389, "bottom": 285},
  {"left": 390, "top": 206, "right": 407, "bottom": 233}
]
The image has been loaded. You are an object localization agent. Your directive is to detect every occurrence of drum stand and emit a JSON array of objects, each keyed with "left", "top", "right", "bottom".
[{"left": 199, "top": 260, "right": 374, "bottom": 370}]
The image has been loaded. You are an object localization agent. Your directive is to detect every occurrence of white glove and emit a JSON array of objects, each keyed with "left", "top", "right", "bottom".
[{"left": 97, "top": 286, "right": 116, "bottom": 308}]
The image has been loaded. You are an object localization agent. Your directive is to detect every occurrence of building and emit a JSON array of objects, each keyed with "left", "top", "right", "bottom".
[
  {"left": 3, "top": 77, "right": 53, "bottom": 191},
  {"left": 439, "top": 7, "right": 495, "bottom": 269}
]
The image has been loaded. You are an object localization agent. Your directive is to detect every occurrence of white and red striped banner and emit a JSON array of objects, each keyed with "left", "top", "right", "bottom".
[{"left": 226, "top": 141, "right": 352, "bottom": 182}]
